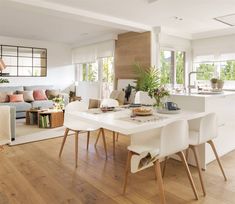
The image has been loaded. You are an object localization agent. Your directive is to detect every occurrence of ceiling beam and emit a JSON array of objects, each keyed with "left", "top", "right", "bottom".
[{"left": 10, "top": 0, "right": 151, "bottom": 32}]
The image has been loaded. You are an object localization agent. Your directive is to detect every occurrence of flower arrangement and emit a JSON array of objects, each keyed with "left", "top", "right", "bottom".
[
  {"left": 52, "top": 97, "right": 64, "bottom": 110},
  {"left": 150, "top": 87, "right": 170, "bottom": 108}
]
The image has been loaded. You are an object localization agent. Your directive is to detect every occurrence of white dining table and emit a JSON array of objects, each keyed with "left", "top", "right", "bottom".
[{"left": 71, "top": 108, "right": 207, "bottom": 136}]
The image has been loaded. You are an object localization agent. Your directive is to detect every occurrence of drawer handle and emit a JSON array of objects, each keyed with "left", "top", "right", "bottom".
[{"left": 218, "top": 123, "right": 225, "bottom": 127}]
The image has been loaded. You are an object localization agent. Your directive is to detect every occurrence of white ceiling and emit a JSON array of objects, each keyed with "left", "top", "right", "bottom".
[{"left": 2, "top": 0, "right": 235, "bottom": 44}]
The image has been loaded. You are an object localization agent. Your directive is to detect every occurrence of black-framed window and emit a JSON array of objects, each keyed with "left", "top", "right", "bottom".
[{"left": 0, "top": 45, "right": 47, "bottom": 77}]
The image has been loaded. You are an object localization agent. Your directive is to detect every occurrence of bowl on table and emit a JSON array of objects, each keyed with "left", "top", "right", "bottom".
[{"left": 132, "top": 107, "right": 153, "bottom": 116}]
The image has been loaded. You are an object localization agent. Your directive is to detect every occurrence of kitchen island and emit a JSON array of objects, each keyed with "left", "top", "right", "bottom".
[{"left": 169, "top": 91, "right": 235, "bottom": 169}]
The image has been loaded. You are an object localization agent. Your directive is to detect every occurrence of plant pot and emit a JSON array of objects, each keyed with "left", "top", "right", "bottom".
[
  {"left": 211, "top": 82, "right": 217, "bottom": 89},
  {"left": 217, "top": 80, "right": 224, "bottom": 90}
]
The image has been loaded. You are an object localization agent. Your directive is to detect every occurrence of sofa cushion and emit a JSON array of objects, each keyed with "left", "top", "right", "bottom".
[
  {"left": 9, "top": 94, "right": 24, "bottom": 102},
  {"left": 33, "top": 90, "right": 48, "bottom": 100},
  {"left": 0, "top": 91, "right": 13, "bottom": 102},
  {"left": 17, "top": 90, "right": 34, "bottom": 102},
  {"left": 24, "top": 85, "right": 53, "bottom": 91},
  {"left": 31, "top": 100, "right": 54, "bottom": 109},
  {"left": 46, "top": 89, "right": 60, "bottom": 99}
]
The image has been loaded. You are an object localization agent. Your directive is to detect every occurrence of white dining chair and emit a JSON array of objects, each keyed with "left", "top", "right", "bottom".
[
  {"left": 95, "top": 98, "right": 119, "bottom": 156},
  {"left": 123, "top": 120, "right": 199, "bottom": 204},
  {"left": 186, "top": 112, "right": 227, "bottom": 196},
  {"left": 100, "top": 98, "right": 119, "bottom": 107},
  {"left": 59, "top": 101, "right": 107, "bottom": 167},
  {"left": 134, "top": 91, "right": 155, "bottom": 105}
]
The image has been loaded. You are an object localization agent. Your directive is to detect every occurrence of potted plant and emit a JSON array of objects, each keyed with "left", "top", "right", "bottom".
[
  {"left": 133, "top": 63, "right": 169, "bottom": 108},
  {"left": 0, "top": 78, "right": 9, "bottom": 84},
  {"left": 217, "top": 79, "right": 224, "bottom": 90},
  {"left": 210, "top": 78, "right": 218, "bottom": 89}
]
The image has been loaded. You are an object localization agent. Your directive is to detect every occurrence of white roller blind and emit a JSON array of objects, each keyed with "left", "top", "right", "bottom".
[{"left": 72, "top": 40, "right": 115, "bottom": 64}]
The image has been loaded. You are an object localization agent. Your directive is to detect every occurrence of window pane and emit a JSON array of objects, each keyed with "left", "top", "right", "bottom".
[
  {"left": 3, "top": 67, "right": 17, "bottom": 76},
  {"left": 2, "top": 56, "right": 17, "bottom": 66},
  {"left": 160, "top": 51, "right": 173, "bottom": 84},
  {"left": 220, "top": 60, "right": 235, "bottom": 80},
  {"left": 33, "top": 49, "right": 46, "bottom": 58},
  {"left": 87, "top": 62, "right": 98, "bottom": 82},
  {"left": 19, "top": 47, "right": 32, "bottom": 57},
  {"left": 18, "top": 67, "right": 32, "bottom": 76},
  {"left": 2, "top": 46, "right": 17, "bottom": 56},
  {"left": 102, "top": 57, "right": 114, "bottom": 98},
  {"left": 33, "top": 58, "right": 46, "bottom": 67},
  {"left": 19, "top": 57, "right": 32, "bottom": 66},
  {"left": 195, "top": 63, "right": 215, "bottom": 80},
  {"left": 176, "top": 51, "right": 185, "bottom": 84}
]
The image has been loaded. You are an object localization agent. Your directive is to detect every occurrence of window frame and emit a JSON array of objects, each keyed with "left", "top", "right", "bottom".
[
  {"left": 0, "top": 44, "right": 47, "bottom": 77},
  {"left": 160, "top": 48, "right": 186, "bottom": 87}
]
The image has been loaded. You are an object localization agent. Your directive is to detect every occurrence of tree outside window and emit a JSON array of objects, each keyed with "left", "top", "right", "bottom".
[
  {"left": 160, "top": 50, "right": 185, "bottom": 85},
  {"left": 176, "top": 51, "right": 185, "bottom": 84},
  {"left": 220, "top": 60, "right": 235, "bottom": 80}
]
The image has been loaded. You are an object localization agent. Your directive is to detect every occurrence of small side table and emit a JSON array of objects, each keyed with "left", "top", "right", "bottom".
[
  {"left": 38, "top": 111, "right": 64, "bottom": 128},
  {"left": 26, "top": 110, "right": 41, "bottom": 125}
]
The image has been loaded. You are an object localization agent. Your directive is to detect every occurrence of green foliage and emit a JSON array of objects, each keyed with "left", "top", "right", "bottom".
[
  {"left": 102, "top": 57, "right": 114, "bottom": 83},
  {"left": 133, "top": 63, "right": 161, "bottom": 96},
  {"left": 176, "top": 52, "right": 185, "bottom": 84},
  {"left": 0, "top": 78, "right": 9, "bottom": 83},
  {"left": 160, "top": 52, "right": 171, "bottom": 84},
  {"left": 87, "top": 64, "right": 97, "bottom": 82},
  {"left": 220, "top": 60, "right": 235, "bottom": 80},
  {"left": 196, "top": 64, "right": 215, "bottom": 80}
]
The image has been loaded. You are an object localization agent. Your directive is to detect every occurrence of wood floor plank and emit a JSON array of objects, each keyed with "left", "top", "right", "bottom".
[{"left": 0, "top": 130, "right": 234, "bottom": 204}]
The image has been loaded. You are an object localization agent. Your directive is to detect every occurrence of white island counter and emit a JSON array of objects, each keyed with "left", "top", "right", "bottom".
[{"left": 169, "top": 91, "right": 235, "bottom": 169}]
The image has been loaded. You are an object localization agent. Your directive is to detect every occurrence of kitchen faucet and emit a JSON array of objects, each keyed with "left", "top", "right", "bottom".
[{"left": 188, "top": 71, "right": 203, "bottom": 93}]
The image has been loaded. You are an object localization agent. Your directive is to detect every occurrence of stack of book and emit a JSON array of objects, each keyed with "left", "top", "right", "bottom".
[{"left": 39, "top": 115, "right": 50, "bottom": 128}]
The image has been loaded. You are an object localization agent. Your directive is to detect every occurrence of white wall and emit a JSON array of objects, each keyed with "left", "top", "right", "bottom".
[{"left": 0, "top": 36, "right": 75, "bottom": 92}]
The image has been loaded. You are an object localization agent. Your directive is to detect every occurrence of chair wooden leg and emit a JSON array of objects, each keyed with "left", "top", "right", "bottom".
[
  {"left": 101, "top": 128, "right": 108, "bottom": 159},
  {"left": 86, "top": 131, "right": 90, "bottom": 150},
  {"left": 112, "top": 131, "right": 116, "bottom": 156},
  {"left": 116, "top": 133, "right": 119, "bottom": 141},
  {"left": 94, "top": 129, "right": 102, "bottom": 147},
  {"left": 59, "top": 128, "right": 69, "bottom": 157},
  {"left": 154, "top": 160, "right": 166, "bottom": 204},
  {"left": 190, "top": 145, "right": 206, "bottom": 196},
  {"left": 75, "top": 131, "right": 79, "bottom": 168},
  {"left": 177, "top": 151, "right": 199, "bottom": 200},
  {"left": 162, "top": 156, "right": 168, "bottom": 178},
  {"left": 186, "top": 148, "right": 189, "bottom": 162},
  {"left": 207, "top": 140, "right": 227, "bottom": 181},
  {"left": 123, "top": 150, "right": 132, "bottom": 195}
]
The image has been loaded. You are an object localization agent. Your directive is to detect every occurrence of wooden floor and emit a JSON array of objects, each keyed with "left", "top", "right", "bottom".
[{"left": 0, "top": 130, "right": 234, "bottom": 204}]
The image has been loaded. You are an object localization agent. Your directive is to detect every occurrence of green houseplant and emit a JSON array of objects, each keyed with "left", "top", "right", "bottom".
[
  {"left": 0, "top": 78, "right": 9, "bottom": 84},
  {"left": 133, "top": 63, "right": 169, "bottom": 107}
]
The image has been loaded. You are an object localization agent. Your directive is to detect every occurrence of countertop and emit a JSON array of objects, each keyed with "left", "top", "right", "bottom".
[{"left": 170, "top": 91, "right": 235, "bottom": 98}]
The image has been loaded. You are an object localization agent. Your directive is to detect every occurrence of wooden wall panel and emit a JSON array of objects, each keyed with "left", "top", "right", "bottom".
[{"left": 114, "top": 31, "right": 151, "bottom": 81}]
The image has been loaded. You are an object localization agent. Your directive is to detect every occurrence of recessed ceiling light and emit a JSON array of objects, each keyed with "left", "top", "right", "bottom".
[
  {"left": 214, "top": 13, "right": 235, "bottom": 26},
  {"left": 147, "top": 0, "right": 159, "bottom": 4},
  {"left": 173, "top": 16, "right": 183, "bottom": 21}
]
